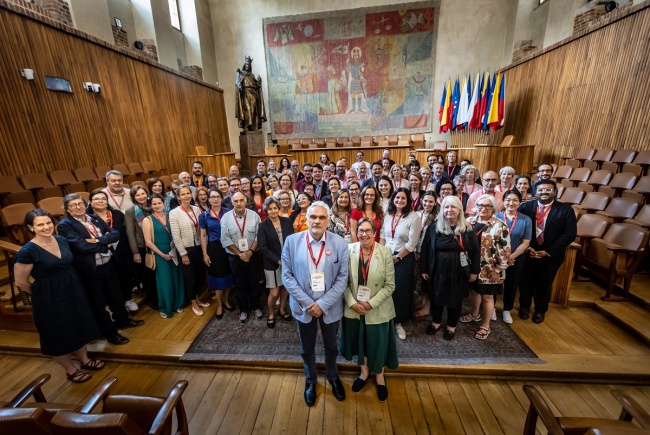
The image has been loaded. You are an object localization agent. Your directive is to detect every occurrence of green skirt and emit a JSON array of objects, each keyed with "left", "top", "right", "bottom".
[{"left": 340, "top": 316, "right": 399, "bottom": 374}]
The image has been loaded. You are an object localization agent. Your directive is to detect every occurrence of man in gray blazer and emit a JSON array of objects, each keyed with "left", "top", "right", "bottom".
[{"left": 282, "top": 201, "right": 349, "bottom": 407}]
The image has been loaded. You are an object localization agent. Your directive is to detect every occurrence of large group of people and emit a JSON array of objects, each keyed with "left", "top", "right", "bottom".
[{"left": 15, "top": 152, "right": 576, "bottom": 401}]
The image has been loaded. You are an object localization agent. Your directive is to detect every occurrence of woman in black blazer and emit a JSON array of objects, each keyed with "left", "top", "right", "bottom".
[{"left": 258, "top": 196, "right": 294, "bottom": 328}]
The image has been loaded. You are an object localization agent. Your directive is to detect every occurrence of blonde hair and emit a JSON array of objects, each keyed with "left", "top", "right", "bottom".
[{"left": 435, "top": 195, "right": 472, "bottom": 235}]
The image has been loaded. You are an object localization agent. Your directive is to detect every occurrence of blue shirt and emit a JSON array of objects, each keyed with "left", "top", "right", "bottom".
[
  {"left": 496, "top": 211, "right": 532, "bottom": 251},
  {"left": 199, "top": 207, "right": 230, "bottom": 243}
]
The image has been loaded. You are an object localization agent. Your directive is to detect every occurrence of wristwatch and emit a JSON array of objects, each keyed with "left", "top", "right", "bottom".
[{"left": 395, "top": 255, "right": 402, "bottom": 262}]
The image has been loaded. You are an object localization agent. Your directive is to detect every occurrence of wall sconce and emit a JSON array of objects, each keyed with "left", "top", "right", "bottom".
[
  {"left": 83, "top": 82, "right": 101, "bottom": 93},
  {"left": 21, "top": 69, "right": 35, "bottom": 80}
]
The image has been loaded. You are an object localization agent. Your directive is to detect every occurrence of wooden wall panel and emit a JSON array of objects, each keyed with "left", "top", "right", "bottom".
[
  {"left": 0, "top": 6, "right": 230, "bottom": 178},
  {"left": 489, "top": 4, "right": 650, "bottom": 166}
]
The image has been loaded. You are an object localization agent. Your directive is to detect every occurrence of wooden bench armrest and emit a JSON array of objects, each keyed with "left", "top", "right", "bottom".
[
  {"left": 8, "top": 374, "right": 51, "bottom": 407},
  {"left": 79, "top": 377, "right": 118, "bottom": 413},
  {"left": 611, "top": 390, "right": 650, "bottom": 428}
]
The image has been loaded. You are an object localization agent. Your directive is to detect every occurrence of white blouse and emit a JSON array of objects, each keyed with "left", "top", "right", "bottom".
[
  {"left": 169, "top": 205, "right": 202, "bottom": 256},
  {"left": 380, "top": 211, "right": 422, "bottom": 254}
]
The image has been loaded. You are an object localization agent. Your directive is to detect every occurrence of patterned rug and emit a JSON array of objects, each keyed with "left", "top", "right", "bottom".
[{"left": 181, "top": 301, "right": 542, "bottom": 366}]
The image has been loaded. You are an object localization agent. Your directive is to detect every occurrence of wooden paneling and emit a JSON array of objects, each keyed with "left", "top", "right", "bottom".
[
  {"left": 489, "top": 4, "right": 650, "bottom": 166},
  {"left": 414, "top": 144, "right": 535, "bottom": 176},
  {"left": 0, "top": 5, "right": 230, "bottom": 178}
]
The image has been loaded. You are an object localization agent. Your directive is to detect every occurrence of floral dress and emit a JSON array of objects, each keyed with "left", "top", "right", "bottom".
[{"left": 467, "top": 215, "right": 511, "bottom": 295}]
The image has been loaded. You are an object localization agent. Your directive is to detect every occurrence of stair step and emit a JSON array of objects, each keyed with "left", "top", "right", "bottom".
[
  {"left": 630, "top": 285, "right": 650, "bottom": 310},
  {"left": 595, "top": 301, "right": 650, "bottom": 346}
]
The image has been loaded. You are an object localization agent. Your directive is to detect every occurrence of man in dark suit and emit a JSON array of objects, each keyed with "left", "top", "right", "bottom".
[
  {"left": 190, "top": 161, "right": 209, "bottom": 188},
  {"left": 518, "top": 179, "right": 577, "bottom": 324},
  {"left": 362, "top": 162, "right": 384, "bottom": 190}
]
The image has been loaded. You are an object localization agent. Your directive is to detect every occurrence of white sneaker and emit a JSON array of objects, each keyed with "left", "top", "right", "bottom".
[
  {"left": 253, "top": 309, "right": 263, "bottom": 319},
  {"left": 396, "top": 324, "right": 406, "bottom": 340},
  {"left": 491, "top": 310, "right": 497, "bottom": 321},
  {"left": 125, "top": 299, "right": 138, "bottom": 312},
  {"left": 502, "top": 310, "right": 513, "bottom": 324}
]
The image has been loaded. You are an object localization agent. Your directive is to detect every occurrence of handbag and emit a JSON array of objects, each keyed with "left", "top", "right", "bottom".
[{"left": 145, "top": 216, "right": 156, "bottom": 270}]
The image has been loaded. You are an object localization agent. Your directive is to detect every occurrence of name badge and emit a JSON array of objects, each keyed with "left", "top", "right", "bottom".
[
  {"left": 357, "top": 285, "right": 371, "bottom": 302},
  {"left": 386, "top": 239, "right": 397, "bottom": 253},
  {"left": 194, "top": 234, "right": 201, "bottom": 246},
  {"left": 460, "top": 252, "right": 468, "bottom": 267},
  {"left": 238, "top": 238, "right": 249, "bottom": 252},
  {"left": 536, "top": 227, "right": 543, "bottom": 238},
  {"left": 311, "top": 272, "right": 325, "bottom": 293},
  {"left": 344, "top": 234, "right": 351, "bottom": 243}
]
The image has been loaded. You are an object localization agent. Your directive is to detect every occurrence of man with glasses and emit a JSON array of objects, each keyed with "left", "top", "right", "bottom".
[
  {"left": 518, "top": 180, "right": 576, "bottom": 324},
  {"left": 223, "top": 177, "right": 241, "bottom": 208},
  {"left": 531, "top": 163, "right": 553, "bottom": 193},
  {"left": 357, "top": 164, "right": 368, "bottom": 181},
  {"left": 351, "top": 151, "right": 370, "bottom": 174},
  {"left": 334, "top": 160, "right": 347, "bottom": 180},
  {"left": 466, "top": 171, "right": 504, "bottom": 216},
  {"left": 206, "top": 174, "right": 218, "bottom": 189},
  {"left": 229, "top": 165, "right": 240, "bottom": 178},
  {"left": 296, "top": 163, "right": 314, "bottom": 193}
]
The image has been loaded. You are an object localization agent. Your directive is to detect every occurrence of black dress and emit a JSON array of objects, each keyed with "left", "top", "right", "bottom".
[
  {"left": 14, "top": 236, "right": 100, "bottom": 356},
  {"left": 430, "top": 233, "right": 470, "bottom": 307}
]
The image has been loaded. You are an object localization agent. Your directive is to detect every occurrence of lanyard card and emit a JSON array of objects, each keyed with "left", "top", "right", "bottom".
[
  {"left": 344, "top": 234, "right": 352, "bottom": 243},
  {"left": 357, "top": 285, "right": 371, "bottom": 302},
  {"left": 311, "top": 271, "right": 325, "bottom": 293},
  {"left": 386, "top": 239, "right": 397, "bottom": 253},
  {"left": 238, "top": 238, "right": 249, "bottom": 252},
  {"left": 459, "top": 252, "right": 469, "bottom": 267}
]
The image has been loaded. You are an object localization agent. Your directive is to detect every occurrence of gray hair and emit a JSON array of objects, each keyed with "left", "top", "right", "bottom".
[
  {"left": 474, "top": 194, "right": 498, "bottom": 213},
  {"left": 435, "top": 195, "right": 472, "bottom": 235},
  {"left": 105, "top": 170, "right": 123, "bottom": 180},
  {"left": 307, "top": 201, "right": 331, "bottom": 218},
  {"left": 263, "top": 196, "right": 281, "bottom": 213},
  {"left": 460, "top": 165, "right": 480, "bottom": 181},
  {"left": 63, "top": 193, "right": 86, "bottom": 211},
  {"left": 500, "top": 166, "right": 516, "bottom": 176}
]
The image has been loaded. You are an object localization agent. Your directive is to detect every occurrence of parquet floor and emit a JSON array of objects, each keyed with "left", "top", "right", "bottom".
[{"left": 1, "top": 354, "right": 650, "bottom": 435}]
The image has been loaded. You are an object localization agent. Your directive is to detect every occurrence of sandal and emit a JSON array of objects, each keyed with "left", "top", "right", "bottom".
[
  {"left": 66, "top": 369, "right": 91, "bottom": 384},
  {"left": 160, "top": 312, "right": 168, "bottom": 319},
  {"left": 279, "top": 312, "right": 293, "bottom": 321},
  {"left": 459, "top": 313, "right": 482, "bottom": 323},
  {"left": 80, "top": 359, "right": 105, "bottom": 371},
  {"left": 474, "top": 327, "right": 491, "bottom": 340},
  {"left": 267, "top": 317, "right": 276, "bottom": 329}
]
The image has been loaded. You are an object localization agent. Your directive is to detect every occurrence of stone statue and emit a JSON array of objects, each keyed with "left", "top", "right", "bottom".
[{"left": 235, "top": 56, "right": 267, "bottom": 132}]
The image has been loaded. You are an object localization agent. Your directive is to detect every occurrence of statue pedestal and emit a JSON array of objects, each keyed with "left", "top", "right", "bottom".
[{"left": 239, "top": 131, "right": 265, "bottom": 175}]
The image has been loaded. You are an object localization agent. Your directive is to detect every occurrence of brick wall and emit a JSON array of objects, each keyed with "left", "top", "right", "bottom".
[
  {"left": 512, "top": 39, "right": 540, "bottom": 64},
  {"left": 573, "top": 2, "right": 607, "bottom": 34},
  {"left": 6, "top": 0, "right": 72, "bottom": 27},
  {"left": 112, "top": 25, "right": 128, "bottom": 50},
  {"left": 139, "top": 39, "right": 158, "bottom": 62},
  {"left": 182, "top": 65, "right": 203, "bottom": 81}
]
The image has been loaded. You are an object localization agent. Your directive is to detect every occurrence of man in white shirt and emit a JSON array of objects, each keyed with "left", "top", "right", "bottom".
[
  {"left": 351, "top": 151, "right": 370, "bottom": 174},
  {"left": 102, "top": 170, "right": 133, "bottom": 212}
]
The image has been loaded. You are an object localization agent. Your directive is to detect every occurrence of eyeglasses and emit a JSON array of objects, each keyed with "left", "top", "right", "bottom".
[
  {"left": 91, "top": 197, "right": 106, "bottom": 201},
  {"left": 68, "top": 202, "right": 85, "bottom": 208},
  {"left": 440, "top": 188, "right": 452, "bottom": 192},
  {"left": 477, "top": 204, "right": 493, "bottom": 209},
  {"left": 230, "top": 184, "right": 241, "bottom": 188},
  {"left": 537, "top": 188, "right": 554, "bottom": 193},
  {"left": 209, "top": 196, "right": 221, "bottom": 200},
  {"left": 483, "top": 178, "right": 498, "bottom": 182},
  {"left": 357, "top": 229, "right": 374, "bottom": 234}
]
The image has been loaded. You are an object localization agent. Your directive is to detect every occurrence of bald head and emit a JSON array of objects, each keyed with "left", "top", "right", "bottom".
[
  {"left": 230, "top": 165, "right": 240, "bottom": 177},
  {"left": 232, "top": 192, "right": 247, "bottom": 213},
  {"left": 178, "top": 172, "right": 191, "bottom": 184}
]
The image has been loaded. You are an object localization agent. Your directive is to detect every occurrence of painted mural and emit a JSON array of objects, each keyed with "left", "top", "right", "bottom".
[{"left": 262, "top": 2, "right": 438, "bottom": 138}]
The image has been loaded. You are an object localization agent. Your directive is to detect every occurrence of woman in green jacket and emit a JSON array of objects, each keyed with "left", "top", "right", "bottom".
[{"left": 340, "top": 217, "right": 398, "bottom": 402}]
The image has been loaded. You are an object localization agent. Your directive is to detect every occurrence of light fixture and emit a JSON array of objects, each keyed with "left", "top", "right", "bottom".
[
  {"left": 92, "top": 83, "right": 101, "bottom": 93},
  {"left": 83, "top": 81, "right": 93, "bottom": 92},
  {"left": 114, "top": 17, "right": 122, "bottom": 29},
  {"left": 605, "top": 1, "right": 618, "bottom": 12},
  {"left": 21, "top": 69, "right": 35, "bottom": 80}
]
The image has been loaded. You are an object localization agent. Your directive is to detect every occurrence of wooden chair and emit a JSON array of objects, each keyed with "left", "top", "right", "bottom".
[
  {"left": 49, "top": 170, "right": 86, "bottom": 194},
  {"left": 50, "top": 380, "right": 188, "bottom": 435},
  {"left": 623, "top": 175, "right": 650, "bottom": 202},
  {"left": 336, "top": 137, "right": 349, "bottom": 147},
  {"left": 575, "top": 214, "right": 613, "bottom": 274},
  {"left": 552, "top": 165, "right": 574, "bottom": 182},
  {"left": 566, "top": 159, "right": 582, "bottom": 169},
  {"left": 592, "top": 149, "right": 615, "bottom": 165},
  {"left": 562, "top": 148, "right": 595, "bottom": 166},
  {"left": 350, "top": 136, "right": 361, "bottom": 147},
  {"left": 585, "top": 170, "right": 613, "bottom": 189},
  {"left": 500, "top": 135, "right": 515, "bottom": 146},
  {"left": 581, "top": 223, "right": 649, "bottom": 300},
  {"left": 621, "top": 163, "right": 643, "bottom": 177},
  {"left": 36, "top": 197, "right": 65, "bottom": 222},
  {"left": 632, "top": 150, "right": 650, "bottom": 175},
  {"left": 75, "top": 192, "right": 90, "bottom": 202},
  {"left": 325, "top": 137, "right": 337, "bottom": 148},
  {"left": 94, "top": 166, "right": 112, "bottom": 180},
  {"left": 170, "top": 174, "right": 180, "bottom": 183},
  {"left": 411, "top": 133, "right": 425, "bottom": 148},
  {"left": 112, "top": 163, "right": 132, "bottom": 176},
  {"left": 158, "top": 176, "right": 173, "bottom": 192},
  {"left": 611, "top": 149, "right": 637, "bottom": 166},
  {"left": 127, "top": 163, "right": 145, "bottom": 176},
  {"left": 386, "top": 135, "right": 399, "bottom": 146},
  {"left": 567, "top": 167, "right": 591, "bottom": 186},
  {"left": 572, "top": 192, "right": 610, "bottom": 216},
  {"left": 584, "top": 160, "right": 600, "bottom": 171},
  {"left": 601, "top": 161, "right": 619, "bottom": 174},
  {"left": 624, "top": 204, "right": 650, "bottom": 229},
  {"left": 599, "top": 173, "right": 638, "bottom": 198},
  {"left": 73, "top": 168, "right": 103, "bottom": 191},
  {"left": 19, "top": 173, "right": 63, "bottom": 200},
  {"left": 289, "top": 139, "right": 302, "bottom": 150},
  {"left": 0, "top": 176, "right": 35, "bottom": 206},
  {"left": 397, "top": 139, "right": 411, "bottom": 147},
  {"left": 522, "top": 385, "right": 650, "bottom": 435},
  {"left": 0, "top": 203, "right": 37, "bottom": 245},
  {"left": 558, "top": 187, "right": 585, "bottom": 205},
  {"left": 432, "top": 141, "right": 447, "bottom": 151},
  {"left": 141, "top": 162, "right": 159, "bottom": 177},
  {"left": 376, "top": 140, "right": 389, "bottom": 148}
]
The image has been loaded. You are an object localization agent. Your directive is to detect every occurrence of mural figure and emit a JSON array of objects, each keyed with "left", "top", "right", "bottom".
[
  {"left": 235, "top": 56, "right": 267, "bottom": 132},
  {"left": 325, "top": 65, "right": 346, "bottom": 115},
  {"left": 346, "top": 47, "right": 370, "bottom": 114}
]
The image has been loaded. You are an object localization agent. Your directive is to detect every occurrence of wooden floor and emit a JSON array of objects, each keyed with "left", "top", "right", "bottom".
[{"left": 2, "top": 354, "right": 650, "bottom": 435}]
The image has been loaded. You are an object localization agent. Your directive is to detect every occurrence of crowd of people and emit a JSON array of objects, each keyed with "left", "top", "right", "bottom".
[{"left": 14, "top": 149, "right": 576, "bottom": 401}]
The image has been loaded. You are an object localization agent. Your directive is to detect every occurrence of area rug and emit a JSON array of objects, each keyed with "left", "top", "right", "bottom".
[{"left": 181, "top": 302, "right": 542, "bottom": 366}]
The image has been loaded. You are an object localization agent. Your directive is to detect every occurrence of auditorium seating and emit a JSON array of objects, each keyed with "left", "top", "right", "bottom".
[
  {"left": 632, "top": 151, "right": 650, "bottom": 174},
  {"left": 567, "top": 167, "right": 591, "bottom": 186},
  {"left": 48, "top": 170, "right": 86, "bottom": 195},
  {"left": 599, "top": 173, "right": 638, "bottom": 197},
  {"left": 72, "top": 168, "right": 104, "bottom": 192},
  {"left": 36, "top": 197, "right": 65, "bottom": 222},
  {"left": 625, "top": 204, "right": 650, "bottom": 229},
  {"left": 522, "top": 385, "right": 650, "bottom": 435},
  {"left": 0, "top": 176, "right": 35, "bottom": 206},
  {"left": 50, "top": 378, "right": 188, "bottom": 435},
  {"left": 19, "top": 173, "right": 63, "bottom": 200},
  {"left": 581, "top": 223, "right": 649, "bottom": 300},
  {"left": 558, "top": 187, "right": 585, "bottom": 205},
  {"left": 553, "top": 165, "right": 573, "bottom": 182},
  {"left": 95, "top": 166, "right": 112, "bottom": 179},
  {"left": 572, "top": 192, "right": 610, "bottom": 217},
  {"left": 595, "top": 197, "right": 640, "bottom": 221},
  {"left": 592, "top": 149, "right": 615, "bottom": 167}
]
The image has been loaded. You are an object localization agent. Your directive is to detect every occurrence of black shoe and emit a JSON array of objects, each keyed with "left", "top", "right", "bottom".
[
  {"left": 106, "top": 333, "right": 129, "bottom": 345},
  {"left": 224, "top": 304, "right": 236, "bottom": 312},
  {"left": 532, "top": 312, "right": 545, "bottom": 324},
  {"left": 215, "top": 312, "right": 224, "bottom": 320},
  {"left": 376, "top": 384, "right": 388, "bottom": 402},
  {"left": 518, "top": 308, "right": 530, "bottom": 320},
  {"left": 426, "top": 324, "right": 440, "bottom": 335},
  {"left": 352, "top": 377, "right": 368, "bottom": 393},
  {"left": 304, "top": 382, "right": 316, "bottom": 407},
  {"left": 117, "top": 319, "right": 144, "bottom": 329},
  {"left": 443, "top": 329, "right": 455, "bottom": 341},
  {"left": 329, "top": 377, "right": 346, "bottom": 402}
]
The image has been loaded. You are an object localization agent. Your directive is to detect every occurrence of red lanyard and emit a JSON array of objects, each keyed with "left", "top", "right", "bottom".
[
  {"left": 359, "top": 243, "right": 375, "bottom": 285},
  {"left": 82, "top": 218, "right": 101, "bottom": 238},
  {"left": 104, "top": 210, "right": 113, "bottom": 228},
  {"left": 306, "top": 232, "right": 326, "bottom": 268},
  {"left": 447, "top": 165, "right": 455, "bottom": 178},
  {"left": 465, "top": 184, "right": 476, "bottom": 195},
  {"left": 456, "top": 233, "right": 465, "bottom": 250},
  {"left": 107, "top": 190, "right": 123, "bottom": 209},
  {"left": 505, "top": 212, "right": 518, "bottom": 235},
  {"left": 152, "top": 213, "right": 171, "bottom": 236},
  {"left": 536, "top": 204, "right": 552, "bottom": 226},
  {"left": 210, "top": 208, "right": 222, "bottom": 221},
  {"left": 233, "top": 211, "right": 247, "bottom": 236},
  {"left": 393, "top": 179, "right": 400, "bottom": 190},
  {"left": 181, "top": 205, "right": 199, "bottom": 232},
  {"left": 391, "top": 214, "right": 403, "bottom": 238},
  {"left": 411, "top": 192, "right": 420, "bottom": 210},
  {"left": 344, "top": 213, "right": 350, "bottom": 233},
  {"left": 419, "top": 212, "right": 429, "bottom": 238}
]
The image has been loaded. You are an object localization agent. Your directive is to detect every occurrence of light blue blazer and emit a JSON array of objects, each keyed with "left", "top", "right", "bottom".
[{"left": 281, "top": 230, "right": 349, "bottom": 324}]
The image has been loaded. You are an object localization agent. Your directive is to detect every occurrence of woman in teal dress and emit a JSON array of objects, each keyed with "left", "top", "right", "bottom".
[
  {"left": 340, "top": 217, "right": 398, "bottom": 403},
  {"left": 142, "top": 194, "right": 185, "bottom": 318}
]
